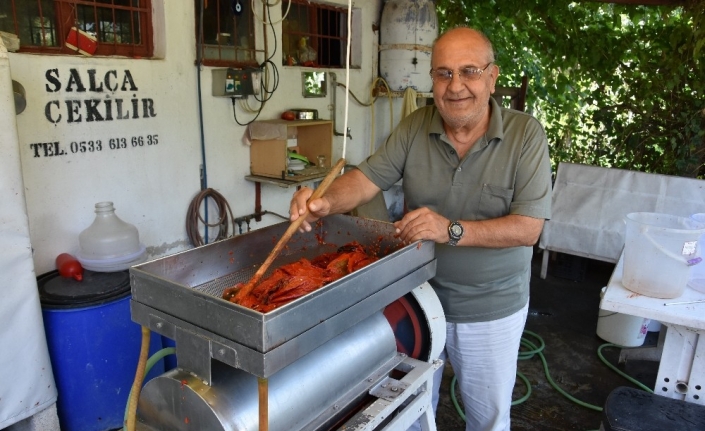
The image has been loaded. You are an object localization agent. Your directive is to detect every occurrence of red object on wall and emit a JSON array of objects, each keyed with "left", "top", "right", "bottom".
[{"left": 65, "top": 27, "right": 98, "bottom": 56}]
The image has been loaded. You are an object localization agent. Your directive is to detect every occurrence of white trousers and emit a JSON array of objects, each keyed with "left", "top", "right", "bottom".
[{"left": 409, "top": 301, "right": 529, "bottom": 431}]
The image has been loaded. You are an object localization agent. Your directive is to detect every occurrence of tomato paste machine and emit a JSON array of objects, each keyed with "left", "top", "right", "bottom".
[{"left": 130, "top": 215, "right": 445, "bottom": 431}]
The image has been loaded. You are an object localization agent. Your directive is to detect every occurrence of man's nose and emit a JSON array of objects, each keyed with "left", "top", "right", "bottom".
[{"left": 446, "top": 72, "right": 465, "bottom": 91}]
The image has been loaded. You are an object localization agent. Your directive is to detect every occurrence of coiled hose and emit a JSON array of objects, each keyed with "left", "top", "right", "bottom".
[{"left": 186, "top": 188, "right": 235, "bottom": 246}]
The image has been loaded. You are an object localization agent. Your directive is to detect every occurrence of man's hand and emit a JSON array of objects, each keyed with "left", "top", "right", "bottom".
[
  {"left": 393, "top": 207, "right": 451, "bottom": 243},
  {"left": 289, "top": 186, "right": 332, "bottom": 232},
  {"left": 288, "top": 169, "right": 382, "bottom": 233}
]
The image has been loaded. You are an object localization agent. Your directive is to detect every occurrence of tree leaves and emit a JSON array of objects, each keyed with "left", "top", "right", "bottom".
[{"left": 434, "top": 0, "right": 705, "bottom": 177}]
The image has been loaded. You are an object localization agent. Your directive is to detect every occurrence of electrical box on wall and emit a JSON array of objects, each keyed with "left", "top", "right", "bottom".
[{"left": 212, "top": 68, "right": 260, "bottom": 98}]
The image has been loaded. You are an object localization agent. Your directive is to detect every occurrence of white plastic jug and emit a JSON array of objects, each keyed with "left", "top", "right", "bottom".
[
  {"left": 77, "top": 202, "right": 145, "bottom": 271},
  {"left": 622, "top": 212, "right": 705, "bottom": 299}
]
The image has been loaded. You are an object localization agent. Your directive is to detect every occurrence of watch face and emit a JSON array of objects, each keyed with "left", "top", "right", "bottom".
[{"left": 450, "top": 222, "right": 463, "bottom": 238}]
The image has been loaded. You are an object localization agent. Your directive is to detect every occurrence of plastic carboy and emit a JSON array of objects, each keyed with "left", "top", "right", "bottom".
[{"left": 79, "top": 202, "right": 140, "bottom": 259}]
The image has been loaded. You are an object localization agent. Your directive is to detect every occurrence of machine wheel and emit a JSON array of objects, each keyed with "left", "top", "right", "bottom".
[{"left": 383, "top": 293, "right": 431, "bottom": 361}]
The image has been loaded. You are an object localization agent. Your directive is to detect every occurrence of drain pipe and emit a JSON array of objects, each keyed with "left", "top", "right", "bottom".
[
  {"left": 329, "top": 73, "right": 352, "bottom": 140},
  {"left": 196, "top": 0, "right": 209, "bottom": 243}
]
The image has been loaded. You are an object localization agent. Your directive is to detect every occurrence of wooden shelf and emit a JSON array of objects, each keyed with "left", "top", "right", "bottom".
[
  {"left": 245, "top": 173, "right": 326, "bottom": 188},
  {"left": 374, "top": 89, "right": 432, "bottom": 99},
  {"left": 246, "top": 172, "right": 328, "bottom": 221},
  {"left": 389, "top": 91, "right": 432, "bottom": 98},
  {"left": 373, "top": 84, "right": 432, "bottom": 99},
  {"left": 249, "top": 118, "right": 332, "bottom": 127}
]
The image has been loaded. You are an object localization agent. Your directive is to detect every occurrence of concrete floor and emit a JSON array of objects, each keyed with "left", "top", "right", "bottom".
[{"left": 432, "top": 251, "right": 659, "bottom": 431}]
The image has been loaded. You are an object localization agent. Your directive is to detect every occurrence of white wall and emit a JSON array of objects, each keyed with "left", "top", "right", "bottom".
[{"left": 7, "top": 0, "right": 389, "bottom": 275}]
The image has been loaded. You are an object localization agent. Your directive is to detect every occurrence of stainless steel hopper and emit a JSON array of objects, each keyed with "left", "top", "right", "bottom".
[{"left": 130, "top": 214, "right": 436, "bottom": 381}]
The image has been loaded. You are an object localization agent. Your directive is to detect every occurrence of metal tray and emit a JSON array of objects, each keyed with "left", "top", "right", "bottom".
[{"left": 130, "top": 215, "right": 436, "bottom": 355}]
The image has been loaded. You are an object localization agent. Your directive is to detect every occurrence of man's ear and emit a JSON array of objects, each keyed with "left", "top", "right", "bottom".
[{"left": 489, "top": 64, "right": 500, "bottom": 92}]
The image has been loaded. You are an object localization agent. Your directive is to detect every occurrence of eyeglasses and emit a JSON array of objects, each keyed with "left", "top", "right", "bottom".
[{"left": 429, "top": 63, "right": 493, "bottom": 83}]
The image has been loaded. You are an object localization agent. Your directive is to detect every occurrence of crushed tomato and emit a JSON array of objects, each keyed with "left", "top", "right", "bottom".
[{"left": 223, "top": 242, "right": 378, "bottom": 313}]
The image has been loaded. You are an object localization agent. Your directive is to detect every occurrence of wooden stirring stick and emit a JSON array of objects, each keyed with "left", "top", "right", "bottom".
[{"left": 232, "top": 157, "right": 347, "bottom": 304}]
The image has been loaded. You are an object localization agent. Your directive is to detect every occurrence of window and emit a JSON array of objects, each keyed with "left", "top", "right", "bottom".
[
  {"left": 0, "top": 0, "right": 153, "bottom": 57},
  {"left": 195, "top": 0, "right": 259, "bottom": 67},
  {"left": 282, "top": 0, "right": 348, "bottom": 68}
]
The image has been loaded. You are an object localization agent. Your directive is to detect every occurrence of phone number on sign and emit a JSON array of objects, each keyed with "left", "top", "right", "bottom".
[
  {"left": 29, "top": 135, "right": 159, "bottom": 158},
  {"left": 106, "top": 135, "right": 159, "bottom": 150}
]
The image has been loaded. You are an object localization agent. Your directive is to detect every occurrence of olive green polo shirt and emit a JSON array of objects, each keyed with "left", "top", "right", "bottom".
[{"left": 357, "top": 98, "right": 552, "bottom": 322}]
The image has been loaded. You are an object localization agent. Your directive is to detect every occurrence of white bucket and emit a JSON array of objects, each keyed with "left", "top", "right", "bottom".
[
  {"left": 623, "top": 212, "right": 705, "bottom": 299},
  {"left": 688, "top": 213, "right": 705, "bottom": 294},
  {"left": 597, "top": 287, "right": 650, "bottom": 347},
  {"left": 647, "top": 319, "right": 661, "bottom": 333}
]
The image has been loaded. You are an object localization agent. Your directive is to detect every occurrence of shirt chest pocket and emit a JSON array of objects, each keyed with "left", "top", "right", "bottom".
[{"left": 478, "top": 184, "right": 513, "bottom": 219}]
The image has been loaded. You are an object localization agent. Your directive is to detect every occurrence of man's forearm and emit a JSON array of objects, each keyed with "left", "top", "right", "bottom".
[
  {"left": 459, "top": 214, "right": 544, "bottom": 248},
  {"left": 323, "top": 169, "right": 381, "bottom": 215}
]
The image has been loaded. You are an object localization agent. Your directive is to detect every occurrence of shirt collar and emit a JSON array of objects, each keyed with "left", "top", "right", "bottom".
[
  {"left": 486, "top": 97, "right": 504, "bottom": 144},
  {"left": 430, "top": 97, "right": 504, "bottom": 145}
]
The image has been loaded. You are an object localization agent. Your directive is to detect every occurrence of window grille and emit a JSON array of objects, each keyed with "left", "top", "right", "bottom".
[
  {"left": 195, "top": 0, "right": 260, "bottom": 67},
  {"left": 0, "top": 0, "right": 153, "bottom": 57},
  {"left": 282, "top": 0, "right": 348, "bottom": 68}
]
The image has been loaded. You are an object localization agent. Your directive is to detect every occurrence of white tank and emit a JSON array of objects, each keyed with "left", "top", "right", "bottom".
[{"left": 379, "top": 0, "right": 438, "bottom": 92}]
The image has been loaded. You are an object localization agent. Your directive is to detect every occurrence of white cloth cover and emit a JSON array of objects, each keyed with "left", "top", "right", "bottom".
[
  {"left": 0, "top": 39, "right": 57, "bottom": 428},
  {"left": 539, "top": 162, "right": 705, "bottom": 262}
]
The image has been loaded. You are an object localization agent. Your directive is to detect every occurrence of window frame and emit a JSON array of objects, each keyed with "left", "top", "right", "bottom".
[
  {"left": 282, "top": 0, "right": 350, "bottom": 69},
  {"left": 194, "top": 0, "right": 262, "bottom": 68},
  {"left": 3, "top": 0, "right": 153, "bottom": 58}
]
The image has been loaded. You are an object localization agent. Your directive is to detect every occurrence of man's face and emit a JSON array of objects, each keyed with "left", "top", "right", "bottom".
[{"left": 431, "top": 29, "right": 499, "bottom": 129}]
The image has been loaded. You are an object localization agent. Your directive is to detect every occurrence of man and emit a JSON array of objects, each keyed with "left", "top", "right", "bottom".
[{"left": 290, "top": 27, "right": 552, "bottom": 431}]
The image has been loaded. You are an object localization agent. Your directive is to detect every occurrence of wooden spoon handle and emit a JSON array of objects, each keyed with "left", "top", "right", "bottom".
[{"left": 234, "top": 158, "right": 346, "bottom": 302}]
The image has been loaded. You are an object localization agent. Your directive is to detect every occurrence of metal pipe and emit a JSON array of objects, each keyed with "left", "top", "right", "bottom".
[
  {"left": 329, "top": 73, "right": 352, "bottom": 140},
  {"left": 196, "top": 0, "right": 209, "bottom": 242}
]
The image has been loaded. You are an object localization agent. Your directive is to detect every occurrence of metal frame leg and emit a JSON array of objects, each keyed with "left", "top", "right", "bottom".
[
  {"left": 654, "top": 323, "right": 705, "bottom": 404},
  {"left": 540, "top": 249, "right": 549, "bottom": 279},
  {"left": 342, "top": 357, "right": 442, "bottom": 431}
]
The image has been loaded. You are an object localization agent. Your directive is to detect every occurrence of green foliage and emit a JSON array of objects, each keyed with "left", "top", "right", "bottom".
[{"left": 436, "top": 0, "right": 705, "bottom": 178}]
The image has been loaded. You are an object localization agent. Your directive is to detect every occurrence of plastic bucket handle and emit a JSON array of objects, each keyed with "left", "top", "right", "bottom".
[
  {"left": 637, "top": 225, "right": 702, "bottom": 266},
  {"left": 692, "top": 213, "right": 705, "bottom": 224},
  {"left": 623, "top": 213, "right": 705, "bottom": 266}
]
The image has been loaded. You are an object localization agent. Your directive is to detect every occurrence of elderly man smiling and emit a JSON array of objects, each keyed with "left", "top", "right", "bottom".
[{"left": 290, "top": 26, "right": 552, "bottom": 431}]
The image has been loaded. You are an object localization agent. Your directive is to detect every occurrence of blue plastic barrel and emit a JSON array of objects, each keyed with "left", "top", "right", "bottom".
[{"left": 39, "top": 270, "right": 164, "bottom": 431}]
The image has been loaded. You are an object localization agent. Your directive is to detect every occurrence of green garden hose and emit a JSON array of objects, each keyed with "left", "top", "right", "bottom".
[
  {"left": 450, "top": 331, "right": 654, "bottom": 425},
  {"left": 123, "top": 347, "right": 177, "bottom": 430}
]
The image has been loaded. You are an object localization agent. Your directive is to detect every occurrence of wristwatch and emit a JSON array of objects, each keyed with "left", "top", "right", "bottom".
[{"left": 447, "top": 221, "right": 464, "bottom": 246}]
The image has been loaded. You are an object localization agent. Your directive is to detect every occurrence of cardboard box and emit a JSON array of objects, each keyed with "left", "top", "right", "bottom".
[{"left": 249, "top": 119, "right": 333, "bottom": 180}]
